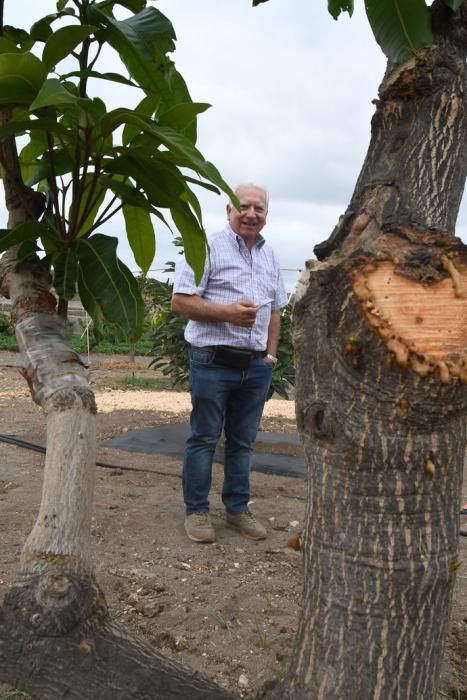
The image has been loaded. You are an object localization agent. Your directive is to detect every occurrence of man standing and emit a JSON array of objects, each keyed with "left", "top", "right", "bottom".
[{"left": 171, "top": 183, "right": 288, "bottom": 543}]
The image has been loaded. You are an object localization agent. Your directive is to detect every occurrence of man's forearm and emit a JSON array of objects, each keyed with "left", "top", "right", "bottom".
[
  {"left": 266, "top": 310, "right": 281, "bottom": 356},
  {"left": 171, "top": 293, "right": 258, "bottom": 327},
  {"left": 171, "top": 293, "right": 228, "bottom": 322}
]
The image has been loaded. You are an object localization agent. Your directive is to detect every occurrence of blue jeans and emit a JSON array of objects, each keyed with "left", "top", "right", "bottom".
[{"left": 183, "top": 346, "right": 273, "bottom": 515}]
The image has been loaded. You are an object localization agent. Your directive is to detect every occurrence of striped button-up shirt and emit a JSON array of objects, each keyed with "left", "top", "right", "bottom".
[{"left": 173, "top": 225, "right": 288, "bottom": 350}]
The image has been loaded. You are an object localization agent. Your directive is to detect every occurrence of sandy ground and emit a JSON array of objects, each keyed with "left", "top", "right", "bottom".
[{"left": 0, "top": 353, "right": 465, "bottom": 699}]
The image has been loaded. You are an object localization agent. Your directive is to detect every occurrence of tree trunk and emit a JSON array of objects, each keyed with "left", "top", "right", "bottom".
[
  {"left": 272, "top": 5, "right": 467, "bottom": 699},
  {"left": 0, "top": 114, "right": 236, "bottom": 699}
]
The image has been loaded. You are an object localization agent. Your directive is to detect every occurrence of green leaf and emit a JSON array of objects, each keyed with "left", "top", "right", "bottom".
[
  {"left": 328, "top": 0, "right": 354, "bottom": 20},
  {"left": 19, "top": 130, "right": 48, "bottom": 183},
  {"left": 0, "top": 38, "right": 20, "bottom": 54},
  {"left": 26, "top": 148, "right": 75, "bottom": 187},
  {"left": 0, "top": 52, "right": 47, "bottom": 106},
  {"left": 158, "top": 102, "right": 210, "bottom": 144},
  {"left": 100, "top": 110, "right": 235, "bottom": 200},
  {"left": 61, "top": 69, "right": 138, "bottom": 88},
  {"left": 443, "top": 0, "right": 464, "bottom": 9},
  {"left": 16, "top": 240, "right": 40, "bottom": 264},
  {"left": 122, "top": 204, "right": 156, "bottom": 275},
  {"left": 98, "top": 175, "right": 154, "bottom": 212},
  {"left": 2, "top": 27, "right": 34, "bottom": 51},
  {"left": 87, "top": 6, "right": 183, "bottom": 101},
  {"left": 0, "top": 222, "right": 49, "bottom": 253},
  {"left": 170, "top": 201, "right": 207, "bottom": 285},
  {"left": 365, "top": 0, "right": 434, "bottom": 64},
  {"left": 76, "top": 234, "right": 144, "bottom": 341},
  {"left": 122, "top": 94, "right": 160, "bottom": 146},
  {"left": 0, "top": 117, "right": 67, "bottom": 142},
  {"left": 54, "top": 249, "right": 78, "bottom": 300},
  {"left": 29, "top": 78, "right": 79, "bottom": 111},
  {"left": 70, "top": 174, "right": 107, "bottom": 238},
  {"left": 42, "top": 25, "right": 97, "bottom": 70},
  {"left": 104, "top": 152, "right": 186, "bottom": 207}
]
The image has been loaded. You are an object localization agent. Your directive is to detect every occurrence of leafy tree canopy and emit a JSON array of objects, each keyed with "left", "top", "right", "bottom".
[{"left": 0, "top": 0, "right": 236, "bottom": 342}]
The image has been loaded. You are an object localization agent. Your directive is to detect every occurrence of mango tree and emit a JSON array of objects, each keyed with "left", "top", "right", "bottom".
[
  {"left": 0, "top": 0, "right": 466, "bottom": 699},
  {"left": 284, "top": 0, "right": 466, "bottom": 697}
]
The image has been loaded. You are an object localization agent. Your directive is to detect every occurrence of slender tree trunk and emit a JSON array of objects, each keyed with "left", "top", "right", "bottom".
[
  {"left": 271, "top": 5, "right": 467, "bottom": 699},
  {"left": 0, "top": 98, "right": 236, "bottom": 700}
]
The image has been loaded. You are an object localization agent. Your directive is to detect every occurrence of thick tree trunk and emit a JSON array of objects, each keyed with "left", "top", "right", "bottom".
[{"left": 272, "top": 5, "right": 467, "bottom": 699}]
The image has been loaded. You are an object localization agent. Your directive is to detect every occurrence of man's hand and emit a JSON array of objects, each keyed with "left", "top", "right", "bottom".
[
  {"left": 171, "top": 293, "right": 259, "bottom": 326},
  {"left": 226, "top": 300, "right": 258, "bottom": 327}
]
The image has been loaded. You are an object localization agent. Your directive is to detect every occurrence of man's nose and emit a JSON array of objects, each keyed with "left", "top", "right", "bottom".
[{"left": 243, "top": 205, "right": 257, "bottom": 217}]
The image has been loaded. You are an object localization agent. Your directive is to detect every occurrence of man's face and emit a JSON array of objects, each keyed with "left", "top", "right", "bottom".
[{"left": 227, "top": 186, "right": 267, "bottom": 239}]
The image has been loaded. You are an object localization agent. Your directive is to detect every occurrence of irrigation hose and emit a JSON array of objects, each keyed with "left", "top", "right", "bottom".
[
  {"left": 1, "top": 433, "right": 466, "bottom": 536},
  {"left": 0, "top": 433, "right": 182, "bottom": 479}
]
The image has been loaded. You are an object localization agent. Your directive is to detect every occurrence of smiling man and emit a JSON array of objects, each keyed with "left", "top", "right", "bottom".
[{"left": 171, "top": 183, "right": 288, "bottom": 543}]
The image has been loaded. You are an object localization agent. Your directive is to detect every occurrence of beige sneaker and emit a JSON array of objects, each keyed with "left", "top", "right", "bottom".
[
  {"left": 184, "top": 512, "right": 215, "bottom": 543},
  {"left": 226, "top": 510, "right": 267, "bottom": 540}
]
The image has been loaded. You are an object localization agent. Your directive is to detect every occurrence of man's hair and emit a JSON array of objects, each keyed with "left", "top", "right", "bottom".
[{"left": 229, "top": 183, "right": 269, "bottom": 212}]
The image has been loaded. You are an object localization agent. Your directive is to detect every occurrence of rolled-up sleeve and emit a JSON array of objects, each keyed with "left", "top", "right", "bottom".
[
  {"left": 272, "top": 259, "right": 288, "bottom": 310},
  {"left": 173, "top": 257, "right": 210, "bottom": 297}
]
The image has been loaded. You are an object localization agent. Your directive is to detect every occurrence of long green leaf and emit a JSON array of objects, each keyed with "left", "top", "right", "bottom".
[
  {"left": 328, "top": 0, "right": 354, "bottom": 20},
  {"left": 104, "top": 152, "right": 186, "bottom": 207},
  {"left": 26, "top": 148, "right": 75, "bottom": 187},
  {"left": 170, "top": 202, "right": 207, "bottom": 285},
  {"left": 88, "top": 6, "right": 177, "bottom": 97},
  {"left": 0, "top": 117, "right": 67, "bottom": 142},
  {"left": 365, "top": 0, "right": 434, "bottom": 63},
  {"left": 54, "top": 249, "right": 78, "bottom": 300},
  {"left": 76, "top": 234, "right": 144, "bottom": 341},
  {"left": 122, "top": 204, "right": 156, "bottom": 275},
  {"left": 19, "top": 130, "right": 48, "bottom": 183},
  {"left": 30, "top": 78, "right": 79, "bottom": 111},
  {"left": 42, "top": 25, "right": 97, "bottom": 70},
  {"left": 100, "top": 110, "right": 235, "bottom": 200},
  {"left": 98, "top": 175, "right": 172, "bottom": 230},
  {"left": 69, "top": 174, "right": 107, "bottom": 238},
  {"left": 0, "top": 52, "right": 47, "bottom": 106},
  {"left": 0, "top": 222, "right": 49, "bottom": 253},
  {"left": 0, "top": 38, "right": 20, "bottom": 54},
  {"left": 122, "top": 94, "right": 160, "bottom": 146},
  {"left": 61, "top": 69, "right": 138, "bottom": 88},
  {"left": 158, "top": 102, "right": 210, "bottom": 144}
]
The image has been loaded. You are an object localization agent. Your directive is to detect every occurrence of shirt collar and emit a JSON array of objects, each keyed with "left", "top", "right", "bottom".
[{"left": 225, "top": 224, "right": 266, "bottom": 249}]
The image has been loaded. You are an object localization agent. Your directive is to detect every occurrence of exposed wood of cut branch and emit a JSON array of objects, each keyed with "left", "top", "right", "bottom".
[{"left": 353, "top": 259, "right": 467, "bottom": 383}]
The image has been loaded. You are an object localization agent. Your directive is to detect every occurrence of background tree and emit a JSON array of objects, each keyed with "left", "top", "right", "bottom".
[{"left": 0, "top": 1, "right": 466, "bottom": 700}]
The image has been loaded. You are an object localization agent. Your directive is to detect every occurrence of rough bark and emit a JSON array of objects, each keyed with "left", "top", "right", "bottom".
[{"left": 270, "top": 4, "right": 467, "bottom": 699}]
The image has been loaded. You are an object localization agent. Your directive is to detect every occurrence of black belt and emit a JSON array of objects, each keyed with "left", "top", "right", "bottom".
[{"left": 197, "top": 345, "right": 266, "bottom": 359}]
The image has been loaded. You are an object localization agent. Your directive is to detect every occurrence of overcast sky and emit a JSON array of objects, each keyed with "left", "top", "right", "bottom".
[{"left": 2, "top": 1, "right": 466, "bottom": 292}]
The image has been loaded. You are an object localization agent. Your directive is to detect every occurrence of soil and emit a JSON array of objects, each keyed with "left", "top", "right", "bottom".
[{"left": 0, "top": 352, "right": 465, "bottom": 699}]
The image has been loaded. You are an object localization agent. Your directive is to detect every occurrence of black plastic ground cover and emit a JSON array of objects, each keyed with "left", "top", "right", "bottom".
[{"left": 100, "top": 422, "right": 306, "bottom": 479}]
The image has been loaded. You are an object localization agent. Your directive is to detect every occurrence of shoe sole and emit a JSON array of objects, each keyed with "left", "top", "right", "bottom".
[
  {"left": 226, "top": 522, "right": 267, "bottom": 540},
  {"left": 185, "top": 528, "right": 215, "bottom": 543}
]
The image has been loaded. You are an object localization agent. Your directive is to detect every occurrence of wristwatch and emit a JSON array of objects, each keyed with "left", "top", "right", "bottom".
[{"left": 266, "top": 353, "right": 278, "bottom": 365}]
